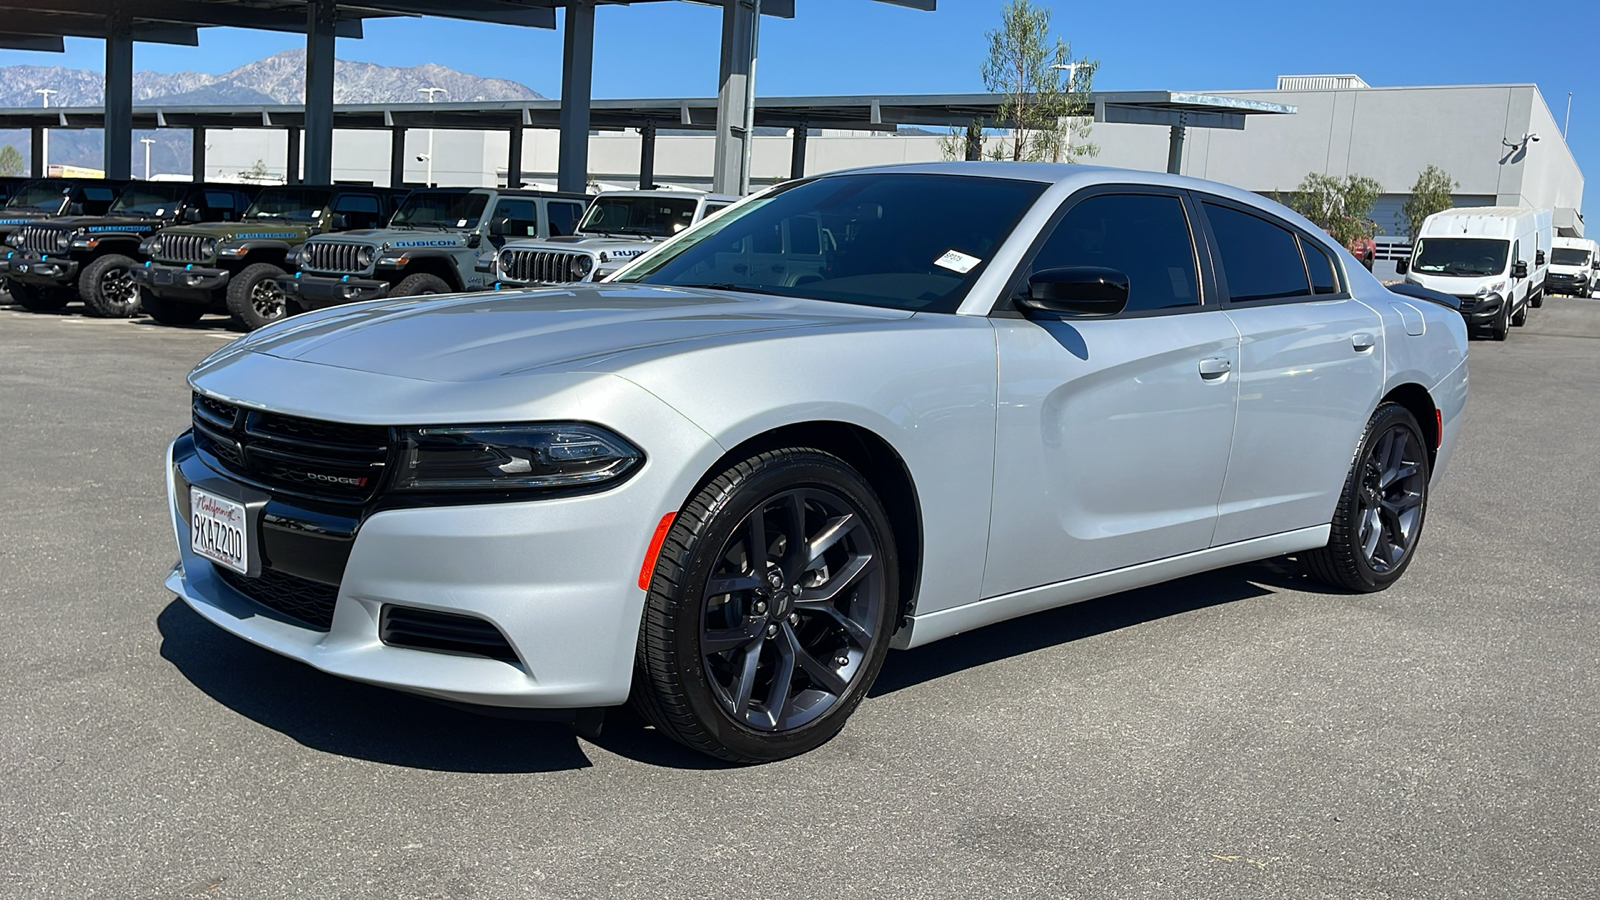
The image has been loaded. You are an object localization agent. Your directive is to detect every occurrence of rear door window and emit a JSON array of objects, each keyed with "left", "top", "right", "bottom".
[
  {"left": 1300, "top": 237, "right": 1340, "bottom": 295},
  {"left": 1203, "top": 202, "right": 1311, "bottom": 302},
  {"left": 547, "top": 201, "right": 585, "bottom": 237}
]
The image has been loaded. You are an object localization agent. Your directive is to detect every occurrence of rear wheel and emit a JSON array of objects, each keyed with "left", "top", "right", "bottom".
[
  {"left": 391, "top": 272, "right": 452, "bottom": 297},
  {"left": 1305, "top": 403, "right": 1430, "bottom": 593},
  {"left": 1511, "top": 301, "right": 1527, "bottom": 327},
  {"left": 9, "top": 281, "right": 70, "bottom": 312},
  {"left": 79, "top": 254, "right": 142, "bottom": 318},
  {"left": 140, "top": 290, "right": 206, "bottom": 326},
  {"left": 632, "top": 447, "right": 899, "bottom": 763},
  {"left": 225, "top": 262, "right": 289, "bottom": 332},
  {"left": 1530, "top": 288, "right": 1543, "bottom": 308}
]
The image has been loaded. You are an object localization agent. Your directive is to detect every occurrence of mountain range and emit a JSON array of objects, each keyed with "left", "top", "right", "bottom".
[{"left": 0, "top": 50, "right": 543, "bottom": 175}]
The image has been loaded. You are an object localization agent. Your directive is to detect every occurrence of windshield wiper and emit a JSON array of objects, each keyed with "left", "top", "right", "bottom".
[{"left": 675, "top": 282, "right": 786, "bottom": 297}]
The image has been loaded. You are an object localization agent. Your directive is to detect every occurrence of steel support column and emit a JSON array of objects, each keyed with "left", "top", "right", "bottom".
[
  {"left": 29, "top": 126, "right": 43, "bottom": 177},
  {"left": 286, "top": 127, "right": 302, "bottom": 184},
  {"left": 712, "top": 0, "right": 759, "bottom": 195},
  {"left": 191, "top": 126, "right": 206, "bottom": 180},
  {"left": 303, "top": 0, "right": 337, "bottom": 184},
  {"left": 1166, "top": 123, "right": 1186, "bottom": 175},
  {"left": 388, "top": 126, "right": 406, "bottom": 188},
  {"left": 557, "top": 0, "right": 595, "bottom": 194},
  {"left": 104, "top": 13, "right": 134, "bottom": 180},
  {"left": 639, "top": 119, "right": 656, "bottom": 190},
  {"left": 507, "top": 125, "right": 524, "bottom": 188},
  {"left": 789, "top": 121, "right": 808, "bottom": 180}
]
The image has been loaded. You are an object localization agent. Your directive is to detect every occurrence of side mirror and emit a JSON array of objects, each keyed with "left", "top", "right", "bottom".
[
  {"left": 467, "top": 232, "right": 481, "bottom": 249},
  {"left": 1536, "top": 250, "right": 1546, "bottom": 266},
  {"left": 1512, "top": 260, "right": 1529, "bottom": 279},
  {"left": 1017, "top": 266, "right": 1129, "bottom": 316},
  {"left": 67, "top": 202, "right": 84, "bottom": 216},
  {"left": 329, "top": 212, "right": 349, "bottom": 230},
  {"left": 182, "top": 206, "right": 203, "bottom": 223},
  {"left": 1395, "top": 257, "right": 1409, "bottom": 275},
  {"left": 488, "top": 217, "right": 510, "bottom": 237}
]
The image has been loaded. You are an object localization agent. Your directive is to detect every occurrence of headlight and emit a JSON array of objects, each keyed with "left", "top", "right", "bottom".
[
  {"left": 146, "top": 235, "right": 164, "bottom": 256},
  {"left": 3, "top": 233, "right": 19, "bottom": 247},
  {"left": 199, "top": 238, "right": 217, "bottom": 257},
  {"left": 1476, "top": 280, "right": 1507, "bottom": 297},
  {"left": 569, "top": 255, "right": 594, "bottom": 280},
  {"left": 356, "top": 246, "right": 376, "bottom": 269},
  {"left": 54, "top": 231, "right": 71, "bottom": 252},
  {"left": 393, "top": 423, "right": 642, "bottom": 492}
]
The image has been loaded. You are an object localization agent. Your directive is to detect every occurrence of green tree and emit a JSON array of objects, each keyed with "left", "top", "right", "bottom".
[
  {"left": 1284, "top": 172, "right": 1384, "bottom": 247},
  {"left": 1402, "top": 164, "right": 1458, "bottom": 239},
  {"left": 0, "top": 144, "right": 23, "bottom": 177},
  {"left": 944, "top": 0, "right": 1096, "bottom": 163}
]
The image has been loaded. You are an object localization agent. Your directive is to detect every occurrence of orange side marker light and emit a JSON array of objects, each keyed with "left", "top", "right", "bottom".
[{"left": 638, "top": 512, "right": 677, "bottom": 590}]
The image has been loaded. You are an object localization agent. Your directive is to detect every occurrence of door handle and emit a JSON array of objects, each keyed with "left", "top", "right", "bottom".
[
  {"left": 1198, "top": 357, "right": 1232, "bottom": 378},
  {"left": 1352, "top": 332, "right": 1376, "bottom": 352}
]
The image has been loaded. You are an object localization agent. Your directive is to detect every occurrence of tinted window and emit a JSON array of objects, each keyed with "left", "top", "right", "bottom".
[
  {"left": 333, "top": 194, "right": 380, "bottom": 214},
  {"left": 493, "top": 199, "right": 538, "bottom": 224},
  {"left": 1301, "top": 237, "right": 1339, "bottom": 294},
  {"left": 1030, "top": 193, "right": 1199, "bottom": 312},
  {"left": 1204, "top": 202, "right": 1310, "bottom": 301},
  {"left": 203, "top": 191, "right": 238, "bottom": 211},
  {"left": 548, "top": 201, "right": 584, "bottom": 237}
]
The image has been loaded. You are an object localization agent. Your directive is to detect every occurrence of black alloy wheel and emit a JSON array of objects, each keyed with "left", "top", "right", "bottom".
[
  {"left": 1306, "top": 403, "right": 1430, "bottom": 592},
  {"left": 81, "top": 254, "right": 142, "bottom": 317},
  {"left": 633, "top": 448, "right": 898, "bottom": 763}
]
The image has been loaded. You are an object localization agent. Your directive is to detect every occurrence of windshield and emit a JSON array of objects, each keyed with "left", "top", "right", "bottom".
[
  {"left": 1412, "top": 238, "right": 1509, "bottom": 277},
  {"left": 108, "top": 184, "right": 189, "bottom": 216},
  {"left": 244, "top": 188, "right": 334, "bottom": 222},
  {"left": 613, "top": 173, "right": 1048, "bottom": 313},
  {"left": 579, "top": 195, "right": 700, "bottom": 238},
  {"left": 1551, "top": 248, "right": 1592, "bottom": 267},
  {"left": 5, "top": 181, "right": 71, "bottom": 213},
  {"left": 390, "top": 191, "right": 488, "bottom": 229}
]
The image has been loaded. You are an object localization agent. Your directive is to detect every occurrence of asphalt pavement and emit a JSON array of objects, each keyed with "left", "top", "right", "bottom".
[{"left": 1, "top": 296, "right": 1596, "bottom": 899}]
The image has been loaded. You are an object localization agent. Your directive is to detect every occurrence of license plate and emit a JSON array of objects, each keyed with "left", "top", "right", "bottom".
[
  {"left": 190, "top": 487, "right": 250, "bottom": 574},
  {"left": 153, "top": 269, "right": 174, "bottom": 285}
]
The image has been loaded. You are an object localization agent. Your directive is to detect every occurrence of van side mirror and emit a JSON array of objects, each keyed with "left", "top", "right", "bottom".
[
  {"left": 1512, "top": 260, "right": 1529, "bottom": 279},
  {"left": 1536, "top": 250, "right": 1545, "bottom": 266},
  {"left": 1018, "top": 266, "right": 1129, "bottom": 316},
  {"left": 1395, "top": 257, "right": 1409, "bottom": 275}
]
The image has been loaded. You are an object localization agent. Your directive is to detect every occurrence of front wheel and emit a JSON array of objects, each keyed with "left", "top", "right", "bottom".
[
  {"left": 1489, "top": 301, "right": 1510, "bottom": 341},
  {"left": 1305, "top": 403, "right": 1430, "bottom": 592},
  {"left": 225, "top": 262, "right": 289, "bottom": 332},
  {"left": 632, "top": 448, "right": 899, "bottom": 763},
  {"left": 80, "top": 254, "right": 142, "bottom": 318},
  {"left": 391, "top": 272, "right": 452, "bottom": 297}
]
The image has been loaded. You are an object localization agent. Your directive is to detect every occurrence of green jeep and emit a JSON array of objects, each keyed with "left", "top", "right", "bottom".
[{"left": 131, "top": 184, "right": 407, "bottom": 330}]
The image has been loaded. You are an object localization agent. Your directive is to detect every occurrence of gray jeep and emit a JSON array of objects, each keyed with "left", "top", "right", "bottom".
[
  {"left": 493, "top": 190, "right": 737, "bottom": 287},
  {"left": 279, "top": 187, "right": 590, "bottom": 310}
]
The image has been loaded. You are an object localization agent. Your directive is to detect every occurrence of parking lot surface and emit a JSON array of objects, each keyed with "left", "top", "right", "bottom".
[{"left": 2, "top": 298, "right": 1597, "bottom": 899}]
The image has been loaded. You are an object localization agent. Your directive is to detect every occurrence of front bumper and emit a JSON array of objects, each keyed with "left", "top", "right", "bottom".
[
  {"left": 6, "top": 255, "right": 79, "bottom": 286},
  {"left": 1547, "top": 274, "right": 1588, "bottom": 294},
  {"left": 132, "top": 262, "right": 231, "bottom": 295},
  {"left": 279, "top": 273, "right": 391, "bottom": 309},
  {"left": 1454, "top": 292, "right": 1506, "bottom": 324}
]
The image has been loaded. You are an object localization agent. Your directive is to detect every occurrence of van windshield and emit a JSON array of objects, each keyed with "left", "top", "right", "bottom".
[
  {"left": 1412, "top": 238, "right": 1508, "bottom": 277},
  {"left": 1551, "top": 248, "right": 1592, "bottom": 267}
]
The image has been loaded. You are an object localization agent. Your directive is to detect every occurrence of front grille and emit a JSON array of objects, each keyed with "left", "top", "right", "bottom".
[
  {"left": 190, "top": 393, "right": 391, "bottom": 505},
  {"left": 216, "top": 564, "right": 339, "bottom": 630},
  {"left": 302, "top": 241, "right": 366, "bottom": 274},
  {"left": 16, "top": 224, "right": 67, "bottom": 255},
  {"left": 159, "top": 233, "right": 211, "bottom": 263},
  {"left": 500, "top": 248, "right": 591, "bottom": 284},
  {"left": 380, "top": 605, "right": 520, "bottom": 663}
]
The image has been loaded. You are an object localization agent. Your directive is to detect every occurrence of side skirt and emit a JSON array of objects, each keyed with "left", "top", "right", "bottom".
[{"left": 893, "top": 525, "right": 1330, "bottom": 649}]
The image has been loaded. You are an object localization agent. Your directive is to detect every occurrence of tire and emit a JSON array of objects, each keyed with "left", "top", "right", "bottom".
[
  {"left": 631, "top": 447, "right": 900, "bottom": 763},
  {"left": 1511, "top": 302, "right": 1527, "bottom": 327},
  {"left": 79, "top": 254, "right": 142, "bottom": 318},
  {"left": 1490, "top": 300, "right": 1510, "bottom": 341},
  {"left": 140, "top": 290, "right": 205, "bottom": 326},
  {"left": 1530, "top": 289, "right": 1543, "bottom": 308},
  {"left": 1305, "top": 403, "right": 1430, "bottom": 593},
  {"left": 224, "top": 262, "right": 288, "bottom": 332},
  {"left": 390, "top": 272, "right": 452, "bottom": 297},
  {"left": 9, "top": 280, "right": 70, "bottom": 312}
]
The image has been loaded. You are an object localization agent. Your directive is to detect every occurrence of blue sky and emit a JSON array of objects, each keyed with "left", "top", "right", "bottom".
[{"left": 5, "top": 0, "right": 1593, "bottom": 223}]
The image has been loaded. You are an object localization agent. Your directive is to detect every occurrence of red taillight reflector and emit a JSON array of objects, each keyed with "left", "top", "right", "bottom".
[
  {"left": 1434, "top": 409, "right": 1443, "bottom": 448},
  {"left": 638, "top": 512, "right": 677, "bottom": 591}
]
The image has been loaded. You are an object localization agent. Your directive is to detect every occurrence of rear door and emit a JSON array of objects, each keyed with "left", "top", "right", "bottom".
[
  {"left": 1196, "top": 197, "right": 1384, "bottom": 546},
  {"left": 983, "top": 187, "right": 1241, "bottom": 597}
]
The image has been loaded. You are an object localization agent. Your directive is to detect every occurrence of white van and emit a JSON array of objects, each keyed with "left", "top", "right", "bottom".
[
  {"left": 1548, "top": 236, "right": 1599, "bottom": 298},
  {"left": 1398, "top": 206, "right": 1554, "bottom": 340}
]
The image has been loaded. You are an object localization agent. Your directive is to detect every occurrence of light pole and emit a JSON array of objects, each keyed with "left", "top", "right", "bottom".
[
  {"left": 416, "top": 86, "right": 447, "bottom": 186},
  {"left": 35, "top": 88, "right": 57, "bottom": 174},
  {"left": 140, "top": 137, "right": 156, "bottom": 179}
]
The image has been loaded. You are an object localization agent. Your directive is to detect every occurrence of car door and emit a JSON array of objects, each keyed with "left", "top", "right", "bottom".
[
  {"left": 982, "top": 188, "right": 1241, "bottom": 598},
  {"left": 1196, "top": 197, "right": 1385, "bottom": 546}
]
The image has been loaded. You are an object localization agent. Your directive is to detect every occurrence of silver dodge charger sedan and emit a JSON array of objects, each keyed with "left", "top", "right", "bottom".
[{"left": 166, "top": 163, "right": 1468, "bottom": 762}]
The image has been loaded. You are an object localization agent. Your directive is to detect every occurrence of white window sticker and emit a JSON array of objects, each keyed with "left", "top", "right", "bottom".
[
  {"left": 935, "top": 249, "right": 981, "bottom": 274},
  {"left": 456, "top": 218, "right": 470, "bottom": 228}
]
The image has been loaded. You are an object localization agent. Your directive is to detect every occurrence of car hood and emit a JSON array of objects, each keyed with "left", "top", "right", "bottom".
[
  {"left": 0, "top": 210, "right": 59, "bottom": 226},
  {"left": 314, "top": 228, "right": 472, "bottom": 249},
  {"left": 33, "top": 214, "right": 163, "bottom": 231},
  {"left": 219, "top": 284, "right": 913, "bottom": 384},
  {"left": 166, "top": 222, "right": 309, "bottom": 240},
  {"left": 540, "top": 234, "right": 662, "bottom": 248}
]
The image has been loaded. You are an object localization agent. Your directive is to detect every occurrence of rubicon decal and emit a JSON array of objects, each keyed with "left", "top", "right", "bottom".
[
  {"left": 392, "top": 239, "right": 461, "bottom": 248},
  {"left": 230, "top": 232, "right": 297, "bottom": 240}
]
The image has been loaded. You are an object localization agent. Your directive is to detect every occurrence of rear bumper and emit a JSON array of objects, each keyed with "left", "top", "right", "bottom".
[
  {"left": 279, "top": 273, "right": 391, "bottom": 309},
  {"left": 133, "top": 262, "right": 231, "bottom": 296}
]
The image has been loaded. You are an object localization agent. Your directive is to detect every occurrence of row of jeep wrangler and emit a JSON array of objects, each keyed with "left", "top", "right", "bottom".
[{"left": 0, "top": 175, "right": 733, "bottom": 331}]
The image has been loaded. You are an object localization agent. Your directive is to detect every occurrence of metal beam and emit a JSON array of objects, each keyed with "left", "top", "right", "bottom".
[
  {"left": 712, "top": 0, "right": 759, "bottom": 195},
  {"left": 557, "top": 0, "right": 595, "bottom": 193},
  {"left": 1166, "top": 124, "right": 1185, "bottom": 175},
  {"left": 506, "top": 124, "right": 523, "bottom": 188},
  {"left": 302, "top": 0, "right": 337, "bottom": 184},
  {"left": 104, "top": 13, "right": 134, "bottom": 180},
  {"left": 789, "top": 122, "right": 806, "bottom": 180},
  {"left": 29, "top": 125, "right": 43, "bottom": 177},
  {"left": 873, "top": 0, "right": 936, "bottom": 8},
  {"left": 192, "top": 125, "right": 206, "bottom": 180},
  {"left": 0, "top": 32, "right": 63, "bottom": 52},
  {"left": 389, "top": 126, "right": 406, "bottom": 188},
  {"left": 0, "top": 0, "right": 363, "bottom": 38},
  {"left": 347, "top": 0, "right": 555, "bottom": 28},
  {"left": 0, "top": 11, "right": 197, "bottom": 44},
  {"left": 639, "top": 118, "right": 656, "bottom": 190},
  {"left": 286, "top": 127, "right": 303, "bottom": 184}
]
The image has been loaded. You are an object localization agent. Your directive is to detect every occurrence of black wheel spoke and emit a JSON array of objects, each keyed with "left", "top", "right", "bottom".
[
  {"left": 796, "top": 552, "right": 878, "bottom": 606},
  {"left": 765, "top": 635, "right": 797, "bottom": 726},
  {"left": 729, "top": 645, "right": 761, "bottom": 715},
  {"left": 706, "top": 571, "right": 762, "bottom": 596},
  {"left": 1382, "top": 461, "right": 1422, "bottom": 489},
  {"left": 780, "top": 492, "right": 807, "bottom": 578},
  {"left": 1356, "top": 423, "right": 1428, "bottom": 573},
  {"left": 805, "top": 514, "right": 857, "bottom": 569},
  {"left": 747, "top": 508, "right": 769, "bottom": 570},
  {"left": 786, "top": 623, "right": 849, "bottom": 695},
  {"left": 702, "top": 619, "right": 765, "bottom": 654}
]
